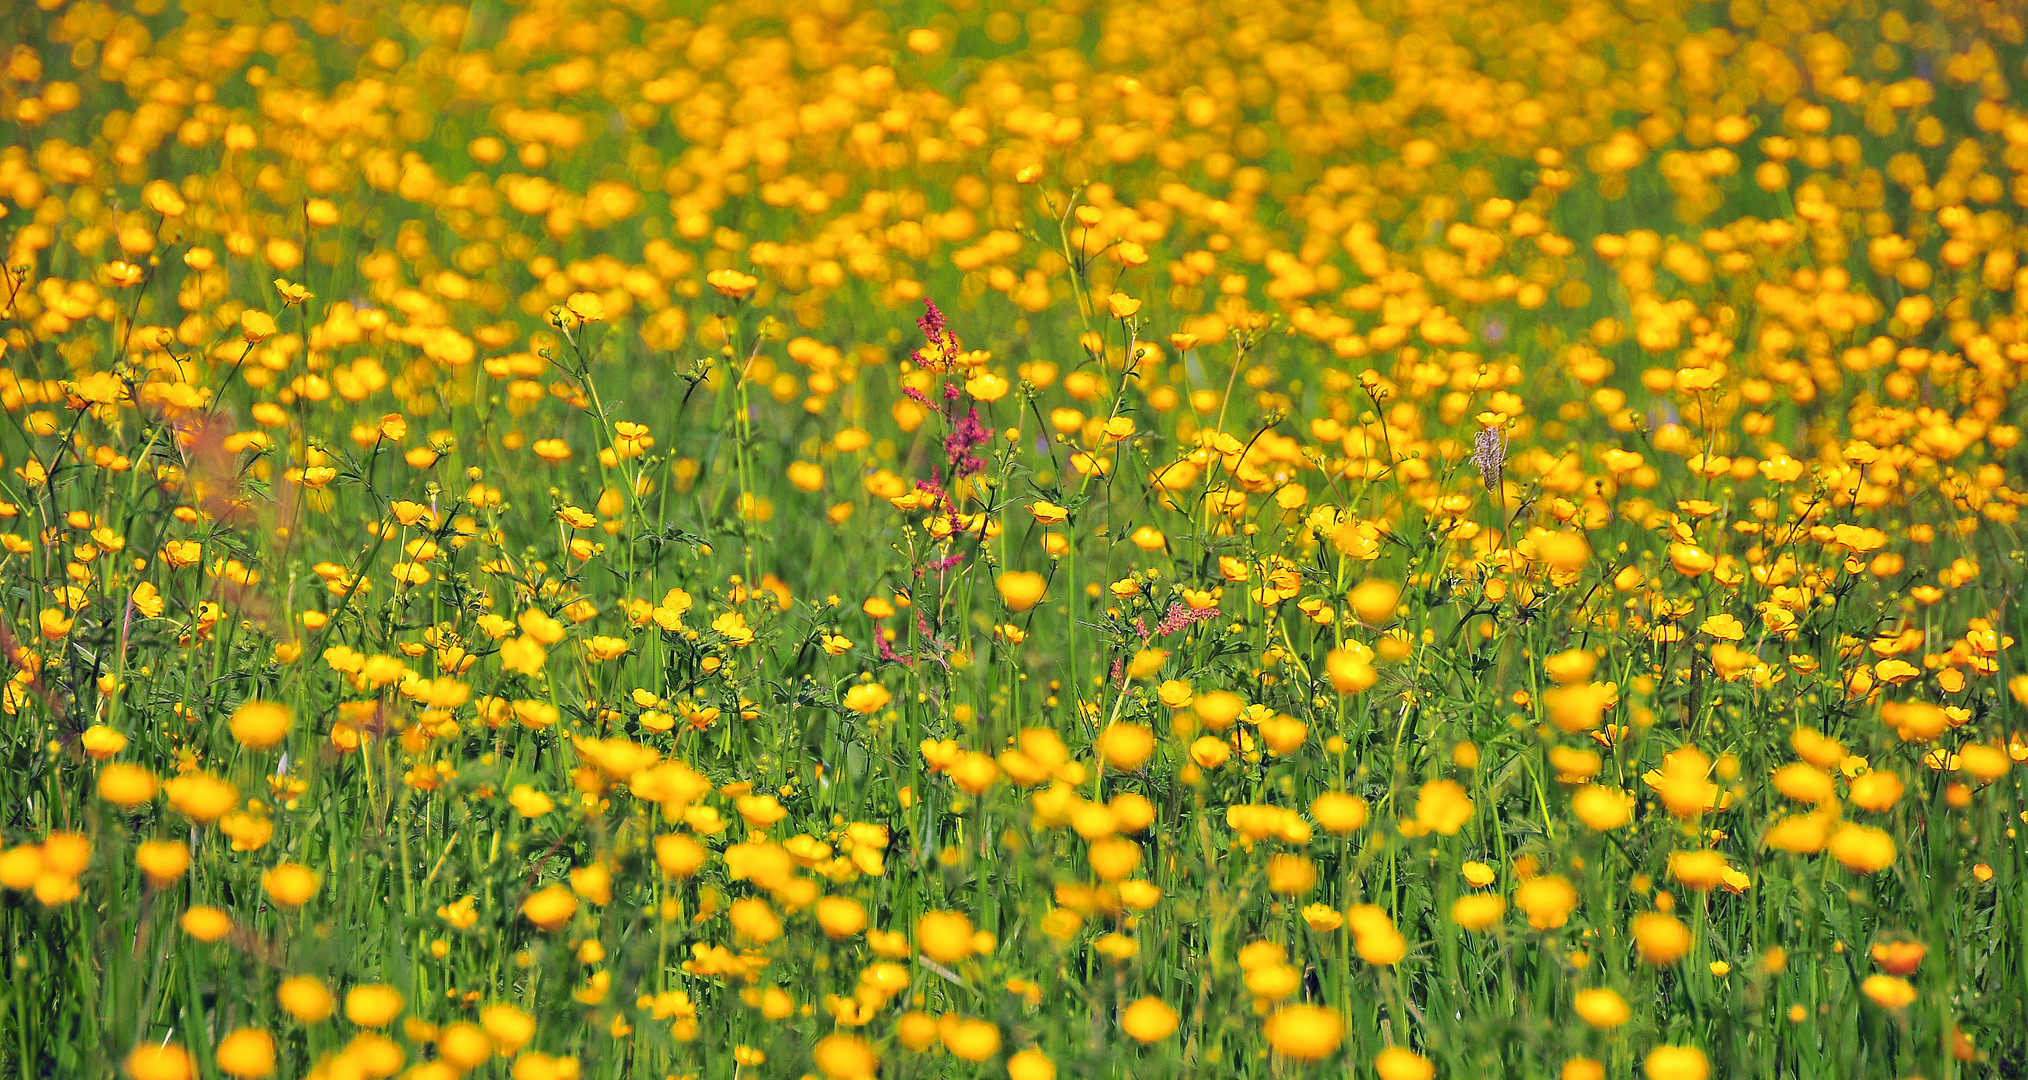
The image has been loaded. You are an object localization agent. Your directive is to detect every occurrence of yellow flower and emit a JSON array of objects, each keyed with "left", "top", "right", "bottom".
[
  {"left": 479, "top": 1003, "right": 535, "bottom": 1053},
  {"left": 939, "top": 1016, "right": 1002, "bottom": 1062},
  {"left": 712, "top": 610, "right": 754, "bottom": 646},
  {"left": 179, "top": 906, "right": 233, "bottom": 942},
  {"left": 707, "top": 268, "right": 758, "bottom": 299},
  {"left": 896, "top": 1011, "right": 939, "bottom": 1050},
  {"left": 131, "top": 582, "right": 164, "bottom": 618},
  {"left": 1649, "top": 747, "right": 1726, "bottom": 817},
  {"left": 509, "top": 785, "right": 554, "bottom": 818},
  {"left": 1375, "top": 1047, "right": 1434, "bottom": 1080},
  {"left": 1697, "top": 613, "right": 1744, "bottom": 639},
  {"left": 915, "top": 910, "right": 977, "bottom": 963},
  {"left": 1562, "top": 1058, "right": 1605, "bottom": 1080},
  {"left": 124, "top": 1043, "right": 194, "bottom": 1080},
  {"left": 1310, "top": 792, "right": 1370, "bottom": 833},
  {"left": 81, "top": 725, "right": 128, "bottom": 759},
  {"left": 1758, "top": 455, "right": 1805, "bottom": 482},
  {"left": 276, "top": 975, "right": 334, "bottom": 1022},
  {"left": 239, "top": 309, "right": 277, "bottom": 343},
  {"left": 654, "top": 833, "right": 706, "bottom": 878},
  {"left": 228, "top": 699, "right": 293, "bottom": 749},
  {"left": 1028, "top": 501, "right": 1069, "bottom": 524},
  {"left": 1848, "top": 770, "right": 1905, "bottom": 811},
  {"left": 814, "top": 1034, "right": 880, "bottom": 1079},
  {"left": 1667, "top": 850, "right": 1734, "bottom": 892},
  {"left": 429, "top": 1022, "right": 489, "bottom": 1070},
  {"left": 98, "top": 763, "right": 158, "bottom": 808},
  {"left": 1348, "top": 579, "right": 1400, "bottom": 624},
  {"left": 214, "top": 1028, "right": 276, "bottom": 1078},
  {"left": 135, "top": 840, "right": 190, "bottom": 886},
  {"left": 1257, "top": 713, "right": 1306, "bottom": 753},
  {"left": 1571, "top": 785, "right": 1633, "bottom": 830},
  {"left": 1266, "top": 853, "right": 1317, "bottom": 896},
  {"left": 1302, "top": 903, "right": 1345, "bottom": 932},
  {"left": 1632, "top": 912, "right": 1692, "bottom": 966},
  {"left": 1572, "top": 988, "right": 1629, "bottom": 1029},
  {"left": 996, "top": 571, "right": 1047, "bottom": 612},
  {"left": 521, "top": 884, "right": 578, "bottom": 931},
  {"left": 816, "top": 896, "right": 868, "bottom": 939},
  {"left": 1119, "top": 879, "right": 1161, "bottom": 910},
  {"left": 843, "top": 683, "right": 892, "bottom": 714},
  {"left": 261, "top": 863, "right": 319, "bottom": 908},
  {"left": 1188, "top": 735, "right": 1230, "bottom": 769},
  {"left": 1762, "top": 809, "right": 1835, "bottom": 854},
  {"left": 1244, "top": 961, "right": 1299, "bottom": 1000},
  {"left": 499, "top": 636, "right": 547, "bottom": 676},
  {"left": 1413, "top": 779, "right": 1474, "bottom": 835},
  {"left": 966, "top": 371, "right": 1009, "bottom": 401},
  {"left": 1005, "top": 1045, "right": 1054, "bottom": 1077},
  {"left": 1543, "top": 682, "right": 1614, "bottom": 733},
  {"left": 1353, "top": 919, "right": 1407, "bottom": 965},
  {"left": 1264, "top": 1004, "right": 1344, "bottom": 1060},
  {"left": 1869, "top": 940, "right": 1927, "bottom": 975},
  {"left": 519, "top": 609, "right": 566, "bottom": 643},
  {"left": 1099, "top": 722, "right": 1154, "bottom": 770},
  {"left": 730, "top": 897, "right": 783, "bottom": 943},
  {"left": 564, "top": 291, "right": 605, "bottom": 322},
  {"left": 497, "top": 704, "right": 553, "bottom": 737},
  {"left": 70, "top": 370, "right": 125, "bottom": 405},
  {"left": 1860, "top": 974, "right": 1917, "bottom": 1010},
  {"left": 1121, "top": 997, "right": 1179, "bottom": 1042},
  {"left": 1667, "top": 543, "right": 1715, "bottom": 576},
  {"left": 1191, "top": 691, "right": 1242, "bottom": 729},
  {"left": 1771, "top": 763, "right": 1835, "bottom": 804},
  {"left": 344, "top": 984, "right": 405, "bottom": 1027},
  {"left": 1828, "top": 824, "right": 1897, "bottom": 873},
  {"left": 1450, "top": 894, "right": 1506, "bottom": 932},
  {"left": 1643, "top": 1046, "right": 1709, "bottom": 1080},
  {"left": 1325, "top": 648, "right": 1376, "bottom": 693},
  {"left": 570, "top": 863, "right": 613, "bottom": 905},
  {"left": 38, "top": 608, "right": 73, "bottom": 640},
  {"left": 1515, "top": 875, "right": 1577, "bottom": 930},
  {"left": 1542, "top": 649, "right": 1598, "bottom": 685}
]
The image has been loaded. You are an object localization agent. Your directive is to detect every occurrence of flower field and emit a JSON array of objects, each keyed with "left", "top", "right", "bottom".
[{"left": 4, "top": 0, "right": 2028, "bottom": 1077}]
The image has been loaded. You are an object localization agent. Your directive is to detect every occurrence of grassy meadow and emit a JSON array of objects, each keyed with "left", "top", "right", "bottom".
[{"left": 2, "top": 0, "right": 2028, "bottom": 1077}]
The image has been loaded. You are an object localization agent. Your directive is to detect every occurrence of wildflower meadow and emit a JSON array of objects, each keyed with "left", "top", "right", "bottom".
[{"left": 3, "top": 0, "right": 2028, "bottom": 1077}]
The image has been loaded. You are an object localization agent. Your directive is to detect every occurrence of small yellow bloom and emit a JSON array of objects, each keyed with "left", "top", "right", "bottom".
[
  {"left": 1264, "top": 1004, "right": 1344, "bottom": 1060},
  {"left": 707, "top": 268, "right": 758, "bottom": 299},
  {"left": 1121, "top": 997, "right": 1178, "bottom": 1042},
  {"left": 260, "top": 863, "right": 319, "bottom": 908},
  {"left": 344, "top": 984, "right": 404, "bottom": 1027},
  {"left": 1573, "top": 988, "right": 1629, "bottom": 1029},
  {"left": 214, "top": 1028, "right": 276, "bottom": 1078},
  {"left": 276, "top": 975, "right": 334, "bottom": 1022},
  {"left": 239, "top": 309, "right": 277, "bottom": 343},
  {"left": 228, "top": 700, "right": 293, "bottom": 750},
  {"left": 996, "top": 571, "right": 1047, "bottom": 612},
  {"left": 564, "top": 291, "right": 605, "bottom": 322},
  {"left": 521, "top": 884, "right": 577, "bottom": 931},
  {"left": 125, "top": 1044, "right": 194, "bottom": 1080}
]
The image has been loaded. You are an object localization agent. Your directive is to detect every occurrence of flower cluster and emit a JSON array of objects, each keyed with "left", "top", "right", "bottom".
[{"left": 0, "top": 0, "right": 2025, "bottom": 1078}]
